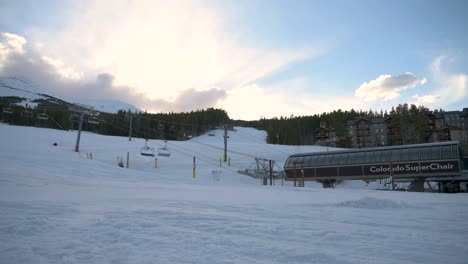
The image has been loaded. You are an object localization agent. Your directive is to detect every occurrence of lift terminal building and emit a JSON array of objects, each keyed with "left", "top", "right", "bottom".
[{"left": 284, "top": 141, "right": 467, "bottom": 192}]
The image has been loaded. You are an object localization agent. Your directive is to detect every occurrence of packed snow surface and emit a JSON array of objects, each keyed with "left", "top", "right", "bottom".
[{"left": 1, "top": 124, "right": 467, "bottom": 264}]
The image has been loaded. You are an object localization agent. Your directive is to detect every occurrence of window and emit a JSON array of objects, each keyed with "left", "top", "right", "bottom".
[
  {"left": 355, "top": 152, "right": 366, "bottom": 164},
  {"left": 309, "top": 156, "right": 319, "bottom": 166},
  {"left": 381, "top": 151, "right": 391, "bottom": 163},
  {"left": 340, "top": 153, "right": 349, "bottom": 165},
  {"left": 364, "top": 151, "right": 373, "bottom": 163},
  {"left": 303, "top": 156, "right": 313, "bottom": 167},
  {"left": 430, "top": 146, "right": 441, "bottom": 160},
  {"left": 370, "top": 151, "right": 382, "bottom": 163},
  {"left": 452, "top": 145, "right": 459, "bottom": 159},
  {"left": 322, "top": 154, "right": 332, "bottom": 165},
  {"left": 391, "top": 149, "right": 400, "bottom": 162},
  {"left": 400, "top": 149, "right": 409, "bottom": 161},
  {"left": 441, "top": 145, "right": 453, "bottom": 159},
  {"left": 409, "top": 149, "right": 420, "bottom": 161}
]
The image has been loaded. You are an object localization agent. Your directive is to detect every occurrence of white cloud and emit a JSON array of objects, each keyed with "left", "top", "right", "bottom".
[
  {"left": 355, "top": 72, "right": 426, "bottom": 102},
  {"left": 26, "top": 0, "right": 315, "bottom": 102},
  {"left": 412, "top": 56, "right": 468, "bottom": 107},
  {"left": 41, "top": 56, "right": 82, "bottom": 81},
  {"left": 1, "top": 33, "right": 26, "bottom": 54},
  {"left": 0, "top": 32, "right": 229, "bottom": 113},
  {"left": 1, "top": 33, "right": 27, "bottom": 70},
  {"left": 0, "top": 1, "right": 318, "bottom": 119},
  {"left": 412, "top": 94, "right": 440, "bottom": 104}
]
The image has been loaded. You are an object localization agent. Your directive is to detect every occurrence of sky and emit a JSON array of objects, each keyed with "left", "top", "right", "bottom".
[{"left": 0, "top": 0, "right": 467, "bottom": 120}]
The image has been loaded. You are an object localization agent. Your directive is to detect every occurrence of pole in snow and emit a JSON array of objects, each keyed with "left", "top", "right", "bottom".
[
  {"left": 223, "top": 124, "right": 228, "bottom": 162},
  {"left": 192, "top": 156, "right": 196, "bottom": 179},
  {"left": 126, "top": 152, "right": 130, "bottom": 168},
  {"left": 74, "top": 112, "right": 84, "bottom": 152}
]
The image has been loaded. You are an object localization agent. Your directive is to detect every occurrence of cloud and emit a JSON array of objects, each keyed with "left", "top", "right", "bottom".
[
  {"left": 412, "top": 94, "right": 440, "bottom": 104},
  {"left": 1, "top": 1, "right": 317, "bottom": 118},
  {"left": 355, "top": 72, "right": 426, "bottom": 101},
  {"left": 412, "top": 56, "right": 468, "bottom": 107},
  {"left": 0, "top": 33, "right": 26, "bottom": 70},
  {"left": 1, "top": 33, "right": 26, "bottom": 54},
  {"left": 25, "top": 0, "right": 315, "bottom": 100},
  {"left": 172, "top": 88, "right": 227, "bottom": 112},
  {"left": 41, "top": 56, "right": 82, "bottom": 80},
  {"left": 0, "top": 33, "right": 227, "bottom": 112}
]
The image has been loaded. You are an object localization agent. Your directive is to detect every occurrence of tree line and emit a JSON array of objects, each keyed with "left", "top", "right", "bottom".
[
  {"left": 234, "top": 104, "right": 442, "bottom": 147},
  {"left": 0, "top": 96, "right": 451, "bottom": 147}
]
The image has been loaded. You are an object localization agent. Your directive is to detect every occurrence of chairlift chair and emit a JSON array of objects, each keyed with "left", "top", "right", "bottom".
[
  {"left": 37, "top": 113, "right": 49, "bottom": 120},
  {"left": 140, "top": 139, "right": 155, "bottom": 157},
  {"left": 158, "top": 140, "right": 171, "bottom": 157},
  {"left": 2, "top": 107, "right": 13, "bottom": 114},
  {"left": 88, "top": 116, "right": 100, "bottom": 125}
]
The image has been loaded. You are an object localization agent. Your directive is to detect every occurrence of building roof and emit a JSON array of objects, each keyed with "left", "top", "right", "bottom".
[{"left": 289, "top": 140, "right": 461, "bottom": 157}]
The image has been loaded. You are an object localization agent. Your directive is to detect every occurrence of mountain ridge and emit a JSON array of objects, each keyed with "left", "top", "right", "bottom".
[{"left": 0, "top": 76, "right": 141, "bottom": 114}]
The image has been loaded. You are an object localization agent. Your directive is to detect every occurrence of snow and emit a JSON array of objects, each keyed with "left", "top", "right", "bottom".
[
  {"left": 67, "top": 98, "right": 141, "bottom": 114},
  {"left": 0, "top": 77, "right": 46, "bottom": 101},
  {"left": 1, "top": 124, "right": 467, "bottom": 264}
]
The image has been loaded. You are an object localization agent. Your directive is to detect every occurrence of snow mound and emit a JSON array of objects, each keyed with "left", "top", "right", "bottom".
[{"left": 336, "top": 196, "right": 412, "bottom": 209}]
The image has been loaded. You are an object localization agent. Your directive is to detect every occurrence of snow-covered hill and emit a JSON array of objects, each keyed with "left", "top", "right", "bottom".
[
  {"left": 1, "top": 124, "right": 467, "bottom": 264},
  {"left": 0, "top": 76, "right": 141, "bottom": 113},
  {"left": 68, "top": 98, "right": 141, "bottom": 114}
]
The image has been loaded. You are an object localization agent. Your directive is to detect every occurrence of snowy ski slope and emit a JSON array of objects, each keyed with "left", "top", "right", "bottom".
[
  {"left": 0, "top": 77, "right": 141, "bottom": 114},
  {"left": 0, "top": 124, "right": 467, "bottom": 264}
]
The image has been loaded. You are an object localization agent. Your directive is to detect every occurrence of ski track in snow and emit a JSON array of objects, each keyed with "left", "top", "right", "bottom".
[{"left": 1, "top": 124, "right": 468, "bottom": 264}]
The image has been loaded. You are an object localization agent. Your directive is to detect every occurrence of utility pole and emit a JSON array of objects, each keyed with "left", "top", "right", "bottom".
[
  {"left": 223, "top": 124, "right": 228, "bottom": 162},
  {"left": 74, "top": 111, "right": 84, "bottom": 152}
]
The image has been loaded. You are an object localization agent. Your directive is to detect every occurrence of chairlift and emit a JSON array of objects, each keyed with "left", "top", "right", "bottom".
[
  {"left": 21, "top": 110, "right": 33, "bottom": 118},
  {"left": 2, "top": 107, "right": 13, "bottom": 114},
  {"left": 158, "top": 140, "right": 171, "bottom": 157},
  {"left": 140, "top": 139, "right": 155, "bottom": 157},
  {"left": 88, "top": 116, "right": 100, "bottom": 125},
  {"left": 37, "top": 112, "right": 49, "bottom": 120}
]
